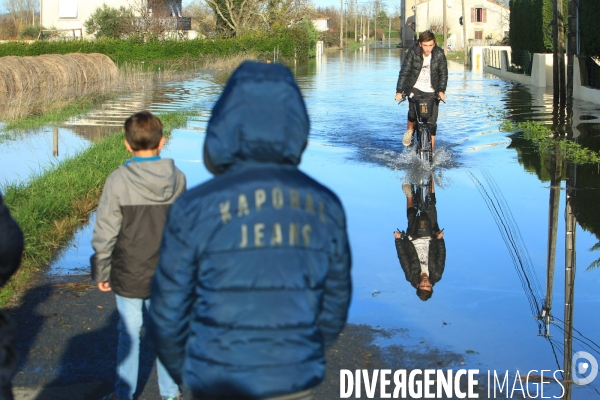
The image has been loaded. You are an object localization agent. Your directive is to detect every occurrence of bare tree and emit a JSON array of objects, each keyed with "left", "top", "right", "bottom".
[
  {"left": 263, "top": 0, "right": 314, "bottom": 30},
  {"left": 3, "top": 0, "right": 38, "bottom": 30},
  {"left": 204, "top": 0, "right": 266, "bottom": 35},
  {"left": 184, "top": 0, "right": 217, "bottom": 34},
  {"left": 128, "top": 0, "right": 178, "bottom": 38}
]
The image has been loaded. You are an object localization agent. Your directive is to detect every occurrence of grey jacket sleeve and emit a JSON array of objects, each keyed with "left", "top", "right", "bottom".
[{"left": 90, "top": 175, "right": 122, "bottom": 283}]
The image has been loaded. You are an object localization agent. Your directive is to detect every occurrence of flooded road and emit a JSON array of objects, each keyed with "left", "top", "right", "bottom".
[{"left": 4, "top": 47, "right": 600, "bottom": 398}]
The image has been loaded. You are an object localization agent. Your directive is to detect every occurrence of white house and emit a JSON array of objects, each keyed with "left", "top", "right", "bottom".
[
  {"left": 41, "top": 0, "right": 184, "bottom": 37},
  {"left": 312, "top": 13, "right": 330, "bottom": 32},
  {"left": 400, "top": 0, "right": 509, "bottom": 49}
]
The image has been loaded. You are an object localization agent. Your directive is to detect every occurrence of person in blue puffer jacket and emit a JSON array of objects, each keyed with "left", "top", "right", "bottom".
[{"left": 149, "top": 61, "right": 352, "bottom": 400}]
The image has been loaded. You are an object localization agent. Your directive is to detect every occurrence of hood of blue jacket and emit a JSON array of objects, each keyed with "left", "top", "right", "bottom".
[{"left": 204, "top": 61, "right": 309, "bottom": 175}]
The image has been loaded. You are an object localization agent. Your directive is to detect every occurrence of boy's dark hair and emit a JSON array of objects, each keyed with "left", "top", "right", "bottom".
[
  {"left": 418, "top": 30, "right": 436, "bottom": 44},
  {"left": 124, "top": 111, "right": 163, "bottom": 151},
  {"left": 416, "top": 288, "right": 433, "bottom": 301}
]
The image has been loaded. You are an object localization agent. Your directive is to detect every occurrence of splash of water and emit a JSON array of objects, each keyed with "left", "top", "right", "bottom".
[{"left": 376, "top": 146, "right": 454, "bottom": 171}]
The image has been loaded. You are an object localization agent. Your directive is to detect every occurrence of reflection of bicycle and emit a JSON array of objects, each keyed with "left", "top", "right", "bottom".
[
  {"left": 398, "top": 93, "right": 444, "bottom": 164},
  {"left": 410, "top": 177, "right": 433, "bottom": 232}
]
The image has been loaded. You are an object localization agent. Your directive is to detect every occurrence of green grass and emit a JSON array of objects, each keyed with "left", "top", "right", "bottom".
[
  {"left": 0, "top": 110, "right": 196, "bottom": 306},
  {"left": 500, "top": 120, "right": 600, "bottom": 165}
]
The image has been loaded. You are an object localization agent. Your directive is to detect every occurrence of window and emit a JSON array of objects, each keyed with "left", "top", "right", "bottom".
[
  {"left": 59, "top": 0, "right": 78, "bottom": 18},
  {"left": 471, "top": 7, "right": 487, "bottom": 23},
  {"left": 474, "top": 30, "right": 483, "bottom": 40}
]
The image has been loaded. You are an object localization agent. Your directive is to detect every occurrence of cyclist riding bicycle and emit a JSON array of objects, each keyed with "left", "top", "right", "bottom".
[{"left": 395, "top": 30, "right": 448, "bottom": 152}]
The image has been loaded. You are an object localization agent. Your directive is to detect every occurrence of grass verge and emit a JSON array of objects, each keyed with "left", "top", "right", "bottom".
[
  {"left": 500, "top": 120, "right": 600, "bottom": 164},
  {"left": 0, "top": 110, "right": 196, "bottom": 306},
  {"left": 1, "top": 93, "right": 118, "bottom": 133}
]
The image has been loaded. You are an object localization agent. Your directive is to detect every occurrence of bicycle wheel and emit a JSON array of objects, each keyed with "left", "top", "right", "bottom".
[
  {"left": 414, "top": 125, "right": 422, "bottom": 157},
  {"left": 420, "top": 126, "right": 432, "bottom": 164}
]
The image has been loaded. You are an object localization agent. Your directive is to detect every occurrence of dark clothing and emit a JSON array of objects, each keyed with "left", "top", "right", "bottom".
[
  {"left": 0, "top": 194, "right": 23, "bottom": 288},
  {"left": 396, "top": 44, "right": 448, "bottom": 95},
  {"left": 0, "top": 193, "right": 24, "bottom": 400},
  {"left": 407, "top": 88, "right": 440, "bottom": 136},
  {"left": 150, "top": 61, "right": 352, "bottom": 399},
  {"left": 395, "top": 193, "right": 445, "bottom": 288},
  {"left": 90, "top": 157, "right": 186, "bottom": 299}
]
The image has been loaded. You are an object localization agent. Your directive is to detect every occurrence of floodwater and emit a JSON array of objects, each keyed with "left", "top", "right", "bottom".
[{"left": 3, "top": 46, "right": 600, "bottom": 399}]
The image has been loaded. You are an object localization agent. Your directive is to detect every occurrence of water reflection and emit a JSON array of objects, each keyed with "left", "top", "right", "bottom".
[{"left": 394, "top": 175, "right": 446, "bottom": 301}]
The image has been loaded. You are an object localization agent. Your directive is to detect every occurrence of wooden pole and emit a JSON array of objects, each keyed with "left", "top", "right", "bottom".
[
  {"left": 340, "top": 0, "right": 344, "bottom": 48},
  {"left": 461, "top": 0, "right": 467, "bottom": 63},
  {"left": 563, "top": 159, "right": 576, "bottom": 400},
  {"left": 566, "top": 0, "right": 577, "bottom": 124},
  {"left": 443, "top": 0, "right": 447, "bottom": 54},
  {"left": 53, "top": 127, "right": 59, "bottom": 157},
  {"left": 553, "top": 0, "right": 566, "bottom": 123},
  {"left": 543, "top": 145, "right": 562, "bottom": 336}
]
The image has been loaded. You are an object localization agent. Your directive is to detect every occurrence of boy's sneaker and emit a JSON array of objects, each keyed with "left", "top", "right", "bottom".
[
  {"left": 402, "top": 129, "right": 413, "bottom": 146},
  {"left": 162, "top": 392, "right": 182, "bottom": 400},
  {"left": 402, "top": 183, "right": 413, "bottom": 197}
]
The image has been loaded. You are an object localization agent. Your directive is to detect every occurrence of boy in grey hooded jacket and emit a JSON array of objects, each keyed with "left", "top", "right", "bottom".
[{"left": 90, "top": 111, "right": 186, "bottom": 400}]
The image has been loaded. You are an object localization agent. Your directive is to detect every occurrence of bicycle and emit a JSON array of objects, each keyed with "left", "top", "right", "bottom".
[
  {"left": 397, "top": 173, "right": 443, "bottom": 240},
  {"left": 398, "top": 92, "right": 445, "bottom": 164}
]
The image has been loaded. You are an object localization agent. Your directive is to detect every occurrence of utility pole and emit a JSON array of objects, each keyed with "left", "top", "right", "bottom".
[
  {"left": 461, "top": 0, "right": 467, "bottom": 63},
  {"left": 553, "top": 0, "right": 566, "bottom": 121},
  {"left": 340, "top": 0, "right": 344, "bottom": 48},
  {"left": 563, "top": 158, "right": 576, "bottom": 400},
  {"left": 566, "top": 0, "right": 577, "bottom": 124},
  {"left": 542, "top": 145, "right": 562, "bottom": 337},
  {"left": 355, "top": 0, "right": 358, "bottom": 42},
  {"left": 443, "top": 0, "right": 447, "bottom": 54}
]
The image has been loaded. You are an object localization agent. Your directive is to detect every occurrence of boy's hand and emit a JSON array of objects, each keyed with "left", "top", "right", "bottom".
[
  {"left": 97, "top": 281, "right": 112, "bottom": 292},
  {"left": 394, "top": 231, "right": 401, "bottom": 239}
]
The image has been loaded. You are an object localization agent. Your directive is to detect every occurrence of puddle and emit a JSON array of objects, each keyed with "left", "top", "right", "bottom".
[{"left": 3, "top": 49, "right": 600, "bottom": 398}]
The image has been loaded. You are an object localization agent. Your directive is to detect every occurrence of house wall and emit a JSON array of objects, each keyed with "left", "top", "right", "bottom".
[
  {"left": 41, "top": 0, "right": 183, "bottom": 37},
  {"left": 404, "top": 0, "right": 508, "bottom": 49},
  {"left": 313, "top": 19, "right": 329, "bottom": 32},
  {"left": 41, "top": 0, "right": 127, "bottom": 36}
]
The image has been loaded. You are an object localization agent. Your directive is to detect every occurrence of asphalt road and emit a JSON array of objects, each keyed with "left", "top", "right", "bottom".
[{"left": 7, "top": 273, "right": 483, "bottom": 400}]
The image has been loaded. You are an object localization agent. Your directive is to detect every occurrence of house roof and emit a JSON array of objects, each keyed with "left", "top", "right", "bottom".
[{"left": 315, "top": 13, "right": 330, "bottom": 20}]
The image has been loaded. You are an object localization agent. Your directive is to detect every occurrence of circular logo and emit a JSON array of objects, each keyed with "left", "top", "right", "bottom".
[{"left": 572, "top": 351, "right": 598, "bottom": 385}]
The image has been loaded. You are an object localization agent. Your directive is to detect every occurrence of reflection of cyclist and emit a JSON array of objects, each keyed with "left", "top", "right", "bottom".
[
  {"left": 394, "top": 30, "right": 448, "bottom": 152},
  {"left": 393, "top": 180, "right": 445, "bottom": 301}
]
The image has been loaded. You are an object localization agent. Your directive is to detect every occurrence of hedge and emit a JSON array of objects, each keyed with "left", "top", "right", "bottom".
[
  {"left": 579, "top": 0, "right": 600, "bottom": 56},
  {"left": 509, "top": 0, "right": 567, "bottom": 53},
  {"left": 0, "top": 28, "right": 314, "bottom": 63}
]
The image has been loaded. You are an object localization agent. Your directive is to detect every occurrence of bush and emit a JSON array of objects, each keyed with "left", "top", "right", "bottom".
[
  {"left": 19, "top": 25, "right": 44, "bottom": 40},
  {"left": 319, "top": 30, "right": 338, "bottom": 48},
  {"left": 84, "top": 5, "right": 133, "bottom": 39}
]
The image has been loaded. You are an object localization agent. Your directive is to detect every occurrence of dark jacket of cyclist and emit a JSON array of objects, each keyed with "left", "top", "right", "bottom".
[
  {"left": 396, "top": 42, "right": 448, "bottom": 95},
  {"left": 394, "top": 236, "right": 446, "bottom": 288}
]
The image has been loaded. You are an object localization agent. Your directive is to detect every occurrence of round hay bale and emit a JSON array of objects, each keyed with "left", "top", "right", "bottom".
[{"left": 0, "top": 53, "right": 119, "bottom": 110}]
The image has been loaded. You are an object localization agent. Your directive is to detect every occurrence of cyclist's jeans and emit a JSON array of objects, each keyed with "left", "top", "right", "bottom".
[{"left": 407, "top": 88, "right": 439, "bottom": 136}]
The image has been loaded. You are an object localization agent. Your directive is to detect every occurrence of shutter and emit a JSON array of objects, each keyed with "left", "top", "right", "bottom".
[
  {"left": 471, "top": 8, "right": 476, "bottom": 23},
  {"left": 483, "top": 8, "right": 487, "bottom": 23}
]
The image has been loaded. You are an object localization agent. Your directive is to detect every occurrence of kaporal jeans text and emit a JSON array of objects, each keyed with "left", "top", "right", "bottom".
[{"left": 340, "top": 369, "right": 566, "bottom": 399}]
